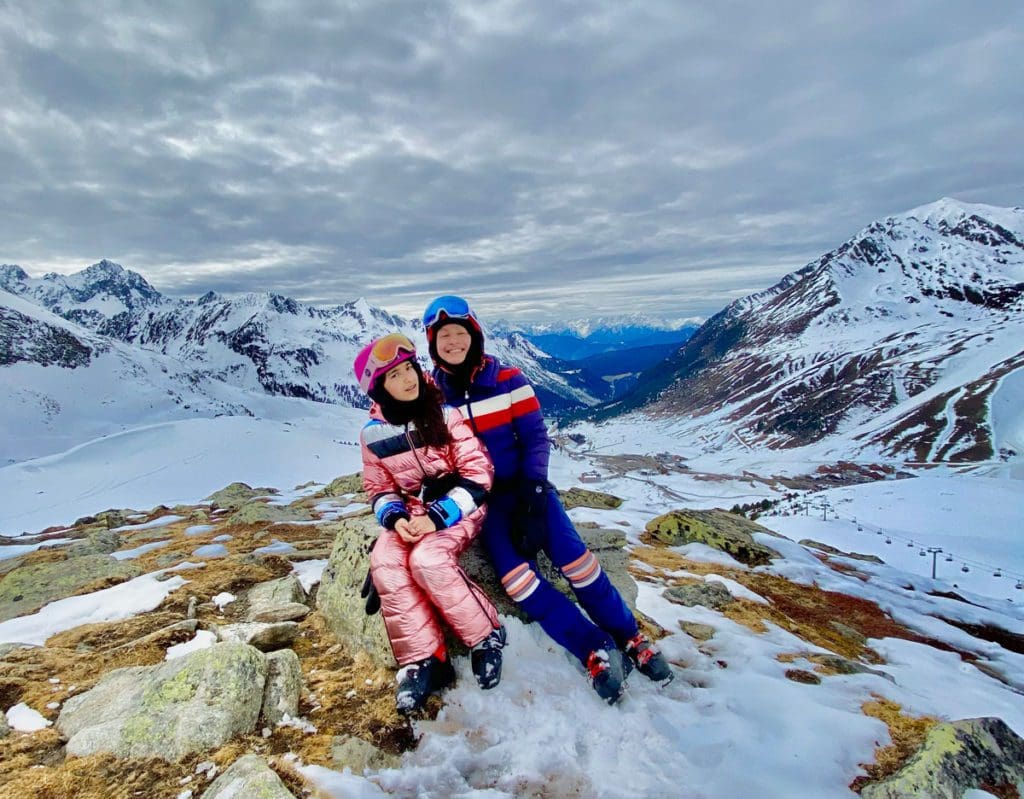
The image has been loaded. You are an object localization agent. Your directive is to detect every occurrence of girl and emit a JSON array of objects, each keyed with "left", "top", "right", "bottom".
[{"left": 354, "top": 332, "right": 506, "bottom": 715}]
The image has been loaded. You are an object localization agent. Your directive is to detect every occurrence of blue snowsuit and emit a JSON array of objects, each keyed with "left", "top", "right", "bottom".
[{"left": 433, "top": 355, "right": 639, "bottom": 664}]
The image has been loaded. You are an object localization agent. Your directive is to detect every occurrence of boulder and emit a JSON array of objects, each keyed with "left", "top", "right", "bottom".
[
  {"left": 664, "top": 582, "right": 735, "bottom": 611},
  {"left": 260, "top": 649, "right": 303, "bottom": 727},
  {"left": 227, "top": 502, "right": 316, "bottom": 526},
  {"left": 330, "top": 734, "right": 401, "bottom": 773},
  {"left": 860, "top": 717, "right": 1024, "bottom": 799},
  {"left": 200, "top": 754, "right": 296, "bottom": 799},
  {"left": 0, "top": 555, "right": 141, "bottom": 623},
  {"left": 205, "top": 482, "right": 276, "bottom": 511},
  {"left": 246, "top": 575, "right": 310, "bottom": 623},
  {"left": 645, "top": 509, "right": 780, "bottom": 567},
  {"left": 318, "top": 514, "right": 639, "bottom": 667},
  {"left": 57, "top": 642, "right": 267, "bottom": 761},
  {"left": 317, "top": 473, "right": 366, "bottom": 499},
  {"left": 0, "top": 710, "right": 9, "bottom": 739},
  {"left": 213, "top": 622, "right": 300, "bottom": 651},
  {"left": 66, "top": 529, "right": 122, "bottom": 557},
  {"left": 559, "top": 487, "right": 623, "bottom": 510}
]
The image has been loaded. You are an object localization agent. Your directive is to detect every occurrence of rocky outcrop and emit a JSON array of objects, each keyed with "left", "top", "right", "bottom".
[
  {"left": 330, "top": 734, "right": 401, "bottom": 773},
  {"left": 0, "top": 554, "right": 141, "bottom": 623},
  {"left": 645, "top": 509, "right": 780, "bottom": 567},
  {"left": 260, "top": 649, "right": 303, "bottom": 727},
  {"left": 317, "top": 514, "right": 639, "bottom": 667},
  {"left": 57, "top": 642, "right": 268, "bottom": 761},
  {"left": 664, "top": 582, "right": 735, "bottom": 611},
  {"left": 560, "top": 487, "right": 623, "bottom": 510},
  {"left": 204, "top": 482, "right": 275, "bottom": 511},
  {"left": 246, "top": 575, "right": 310, "bottom": 623},
  {"left": 860, "top": 717, "right": 1024, "bottom": 799},
  {"left": 213, "top": 622, "right": 300, "bottom": 651},
  {"left": 200, "top": 754, "right": 296, "bottom": 799}
]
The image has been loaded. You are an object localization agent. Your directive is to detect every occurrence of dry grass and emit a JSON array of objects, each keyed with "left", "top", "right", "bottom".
[{"left": 850, "top": 697, "right": 939, "bottom": 794}]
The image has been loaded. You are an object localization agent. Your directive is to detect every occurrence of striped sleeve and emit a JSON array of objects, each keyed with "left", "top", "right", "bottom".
[
  {"left": 500, "top": 367, "right": 550, "bottom": 482},
  {"left": 360, "top": 422, "right": 409, "bottom": 530}
]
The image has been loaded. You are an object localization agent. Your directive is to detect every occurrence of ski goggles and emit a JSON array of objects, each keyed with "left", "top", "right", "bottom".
[
  {"left": 354, "top": 332, "right": 417, "bottom": 393},
  {"left": 422, "top": 295, "right": 481, "bottom": 338}
]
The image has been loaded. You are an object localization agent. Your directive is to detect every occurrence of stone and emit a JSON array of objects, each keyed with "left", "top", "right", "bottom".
[
  {"left": 66, "top": 529, "right": 122, "bottom": 557},
  {"left": 227, "top": 503, "right": 315, "bottom": 526},
  {"left": 246, "top": 575, "right": 310, "bottom": 623},
  {"left": 317, "top": 473, "right": 365, "bottom": 499},
  {"left": 330, "top": 734, "right": 401, "bottom": 773},
  {"left": 860, "top": 717, "right": 1024, "bottom": 799},
  {"left": 0, "top": 555, "right": 142, "bottom": 623},
  {"left": 799, "top": 540, "right": 884, "bottom": 564},
  {"left": 260, "top": 649, "right": 302, "bottom": 727},
  {"left": 559, "top": 487, "right": 624, "bottom": 510},
  {"left": 317, "top": 512, "right": 640, "bottom": 667},
  {"left": 0, "top": 710, "right": 8, "bottom": 739},
  {"left": 809, "top": 654, "right": 892, "bottom": 681},
  {"left": 200, "top": 754, "right": 296, "bottom": 799},
  {"left": 57, "top": 643, "right": 268, "bottom": 761},
  {"left": 679, "top": 621, "right": 717, "bottom": 641},
  {"left": 664, "top": 582, "right": 735, "bottom": 611},
  {"left": 784, "top": 668, "right": 821, "bottom": 685},
  {"left": 830, "top": 621, "right": 868, "bottom": 648},
  {"left": 205, "top": 482, "right": 276, "bottom": 511},
  {"left": 645, "top": 509, "right": 780, "bottom": 567},
  {"left": 213, "top": 622, "right": 299, "bottom": 651}
]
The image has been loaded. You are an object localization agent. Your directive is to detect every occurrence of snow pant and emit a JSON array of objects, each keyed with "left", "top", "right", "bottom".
[
  {"left": 371, "top": 514, "right": 499, "bottom": 666},
  {"left": 484, "top": 485, "right": 638, "bottom": 664}
]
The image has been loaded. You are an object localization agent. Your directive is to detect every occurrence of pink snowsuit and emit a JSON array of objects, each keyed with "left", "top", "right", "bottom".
[{"left": 361, "top": 404, "right": 499, "bottom": 665}]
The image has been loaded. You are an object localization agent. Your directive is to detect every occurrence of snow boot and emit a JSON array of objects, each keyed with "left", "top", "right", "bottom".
[
  {"left": 624, "top": 633, "right": 674, "bottom": 686},
  {"left": 395, "top": 654, "right": 456, "bottom": 715},
  {"left": 471, "top": 624, "right": 507, "bottom": 690},
  {"left": 586, "top": 647, "right": 628, "bottom": 705}
]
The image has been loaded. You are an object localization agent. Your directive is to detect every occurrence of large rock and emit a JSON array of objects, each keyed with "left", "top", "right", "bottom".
[
  {"left": 246, "top": 575, "right": 310, "bottom": 623},
  {"left": 664, "top": 581, "right": 735, "bottom": 611},
  {"left": 213, "top": 622, "right": 300, "bottom": 651},
  {"left": 56, "top": 642, "right": 267, "bottom": 761},
  {"left": 200, "top": 754, "right": 296, "bottom": 799},
  {"left": 645, "top": 509, "right": 780, "bottom": 567},
  {"left": 318, "top": 473, "right": 366, "bottom": 499},
  {"left": 227, "top": 503, "right": 315, "bottom": 526},
  {"left": 330, "top": 734, "right": 401, "bottom": 773},
  {"left": 559, "top": 487, "right": 623, "bottom": 510},
  {"left": 0, "top": 555, "right": 141, "bottom": 623},
  {"left": 205, "top": 482, "right": 275, "bottom": 511},
  {"left": 261, "top": 649, "right": 303, "bottom": 727},
  {"left": 860, "top": 717, "right": 1024, "bottom": 799},
  {"left": 66, "top": 529, "right": 122, "bottom": 557},
  {"left": 317, "top": 514, "right": 639, "bottom": 667}
]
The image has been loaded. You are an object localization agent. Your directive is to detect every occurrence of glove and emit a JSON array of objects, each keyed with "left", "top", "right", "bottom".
[
  {"left": 512, "top": 479, "right": 550, "bottom": 558},
  {"left": 360, "top": 568, "right": 381, "bottom": 615}
]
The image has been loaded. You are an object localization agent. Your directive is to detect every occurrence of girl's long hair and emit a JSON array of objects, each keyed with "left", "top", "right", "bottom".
[{"left": 371, "top": 363, "right": 451, "bottom": 448}]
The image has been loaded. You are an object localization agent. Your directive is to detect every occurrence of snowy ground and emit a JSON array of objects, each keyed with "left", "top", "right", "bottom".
[{"left": 2, "top": 411, "right": 1023, "bottom": 798}]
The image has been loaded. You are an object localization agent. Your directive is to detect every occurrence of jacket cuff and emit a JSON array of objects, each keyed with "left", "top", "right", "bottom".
[
  {"left": 427, "top": 496, "right": 462, "bottom": 530},
  {"left": 378, "top": 504, "right": 410, "bottom": 531}
]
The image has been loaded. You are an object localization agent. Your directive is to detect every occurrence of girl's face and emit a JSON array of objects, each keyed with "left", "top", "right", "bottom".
[
  {"left": 382, "top": 360, "right": 420, "bottom": 401},
  {"left": 436, "top": 323, "right": 472, "bottom": 365}
]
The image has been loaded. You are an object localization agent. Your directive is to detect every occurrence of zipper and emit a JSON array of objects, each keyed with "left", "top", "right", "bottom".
[{"left": 464, "top": 390, "right": 479, "bottom": 434}]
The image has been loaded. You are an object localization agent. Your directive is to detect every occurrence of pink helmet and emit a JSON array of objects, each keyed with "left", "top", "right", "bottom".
[{"left": 353, "top": 332, "right": 418, "bottom": 393}]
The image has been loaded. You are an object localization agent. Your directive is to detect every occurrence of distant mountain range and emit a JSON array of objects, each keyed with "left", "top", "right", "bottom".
[{"left": 590, "top": 198, "right": 1024, "bottom": 464}]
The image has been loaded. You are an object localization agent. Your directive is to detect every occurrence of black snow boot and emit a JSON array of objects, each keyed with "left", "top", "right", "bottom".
[
  {"left": 624, "top": 633, "right": 674, "bottom": 686},
  {"left": 395, "top": 654, "right": 456, "bottom": 715},
  {"left": 586, "top": 647, "right": 628, "bottom": 705},
  {"left": 471, "top": 625, "right": 507, "bottom": 690}
]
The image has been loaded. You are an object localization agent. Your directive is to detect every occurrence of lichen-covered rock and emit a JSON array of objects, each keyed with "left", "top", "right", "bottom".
[
  {"left": 318, "top": 513, "right": 639, "bottom": 667},
  {"left": 664, "top": 581, "right": 735, "bottom": 611},
  {"left": 247, "top": 575, "right": 310, "bottom": 623},
  {"left": 860, "top": 716, "right": 1024, "bottom": 799},
  {"left": 227, "top": 502, "right": 315, "bottom": 526},
  {"left": 213, "top": 622, "right": 300, "bottom": 651},
  {"left": 679, "top": 621, "right": 717, "bottom": 641},
  {"left": 645, "top": 509, "right": 780, "bottom": 567},
  {"left": 318, "top": 473, "right": 366, "bottom": 499},
  {"left": 559, "top": 487, "right": 624, "bottom": 510},
  {"left": 260, "top": 649, "right": 302, "bottom": 727},
  {"left": 200, "top": 754, "right": 296, "bottom": 799},
  {"left": 330, "top": 734, "right": 401, "bottom": 773},
  {"left": 799, "top": 539, "right": 884, "bottom": 563},
  {"left": 66, "top": 529, "right": 122, "bottom": 557},
  {"left": 0, "top": 554, "right": 141, "bottom": 623},
  {"left": 205, "top": 482, "right": 276, "bottom": 511},
  {"left": 57, "top": 642, "right": 268, "bottom": 761}
]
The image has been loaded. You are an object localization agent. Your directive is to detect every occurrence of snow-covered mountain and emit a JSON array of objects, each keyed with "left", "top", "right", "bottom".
[
  {"left": 0, "top": 262, "right": 600, "bottom": 451},
  {"left": 597, "top": 198, "right": 1024, "bottom": 463},
  {"left": 496, "top": 315, "right": 700, "bottom": 361}
]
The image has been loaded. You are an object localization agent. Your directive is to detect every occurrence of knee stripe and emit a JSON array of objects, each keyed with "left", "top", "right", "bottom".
[
  {"left": 562, "top": 551, "right": 601, "bottom": 588},
  {"left": 501, "top": 563, "right": 540, "bottom": 602}
]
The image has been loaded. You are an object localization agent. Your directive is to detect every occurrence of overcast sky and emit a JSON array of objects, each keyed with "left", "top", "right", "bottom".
[{"left": 2, "top": 1, "right": 1022, "bottom": 322}]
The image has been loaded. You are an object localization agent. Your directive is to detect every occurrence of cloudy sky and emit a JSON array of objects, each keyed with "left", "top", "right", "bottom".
[{"left": 2, "top": 1, "right": 1022, "bottom": 322}]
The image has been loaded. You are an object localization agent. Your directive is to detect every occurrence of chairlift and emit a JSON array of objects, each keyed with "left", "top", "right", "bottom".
[
  {"left": 993, "top": 570, "right": 1002, "bottom": 578},
  {"left": 919, "top": 548, "right": 926, "bottom": 556},
  {"left": 906, "top": 541, "right": 914, "bottom": 548},
  {"left": 945, "top": 554, "right": 954, "bottom": 562},
  {"left": 875, "top": 529, "right": 882, "bottom": 535},
  {"left": 884, "top": 537, "right": 892, "bottom": 544},
  {"left": 961, "top": 564, "right": 970, "bottom": 573},
  {"left": 1016, "top": 581, "right": 1023, "bottom": 590}
]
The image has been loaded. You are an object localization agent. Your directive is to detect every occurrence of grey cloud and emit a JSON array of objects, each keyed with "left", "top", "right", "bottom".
[{"left": 2, "top": 0, "right": 1022, "bottom": 322}]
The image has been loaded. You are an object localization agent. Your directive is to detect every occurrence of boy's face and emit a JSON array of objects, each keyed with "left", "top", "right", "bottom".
[{"left": 436, "top": 323, "right": 472, "bottom": 365}]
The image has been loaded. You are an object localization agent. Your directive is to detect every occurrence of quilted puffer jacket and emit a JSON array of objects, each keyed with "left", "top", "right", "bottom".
[{"left": 360, "top": 404, "right": 494, "bottom": 530}]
